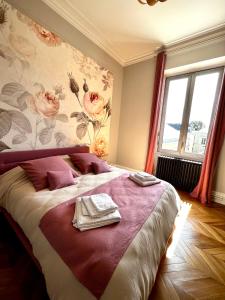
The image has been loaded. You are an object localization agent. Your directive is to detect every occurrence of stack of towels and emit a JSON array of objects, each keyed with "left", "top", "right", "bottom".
[
  {"left": 129, "top": 171, "right": 161, "bottom": 186},
  {"left": 73, "top": 193, "right": 121, "bottom": 231}
]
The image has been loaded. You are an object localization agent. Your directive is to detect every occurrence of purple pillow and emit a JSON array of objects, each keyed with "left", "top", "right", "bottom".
[
  {"left": 69, "top": 153, "right": 101, "bottom": 174},
  {"left": 92, "top": 161, "right": 111, "bottom": 174},
  {"left": 20, "top": 156, "right": 79, "bottom": 191},
  {"left": 47, "top": 170, "right": 75, "bottom": 190}
]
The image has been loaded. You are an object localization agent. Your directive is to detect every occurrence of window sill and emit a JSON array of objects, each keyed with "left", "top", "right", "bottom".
[{"left": 156, "top": 151, "right": 204, "bottom": 163}]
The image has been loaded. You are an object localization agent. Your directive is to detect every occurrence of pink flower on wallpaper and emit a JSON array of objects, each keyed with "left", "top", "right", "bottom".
[
  {"left": 28, "top": 91, "right": 60, "bottom": 117},
  {"left": 91, "top": 137, "right": 108, "bottom": 157},
  {"left": 31, "top": 23, "right": 61, "bottom": 47},
  {"left": 16, "top": 10, "right": 61, "bottom": 47},
  {"left": 83, "top": 92, "right": 107, "bottom": 118}
]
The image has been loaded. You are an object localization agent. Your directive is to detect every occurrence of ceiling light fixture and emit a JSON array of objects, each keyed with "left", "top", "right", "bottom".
[{"left": 137, "top": 0, "right": 167, "bottom": 6}]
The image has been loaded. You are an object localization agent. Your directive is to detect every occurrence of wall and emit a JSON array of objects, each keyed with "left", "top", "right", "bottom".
[
  {"left": 166, "top": 40, "right": 225, "bottom": 69},
  {"left": 6, "top": 0, "right": 123, "bottom": 163},
  {"left": 117, "top": 39, "right": 225, "bottom": 195},
  {"left": 3, "top": 1, "right": 225, "bottom": 194},
  {"left": 117, "top": 58, "right": 156, "bottom": 170}
]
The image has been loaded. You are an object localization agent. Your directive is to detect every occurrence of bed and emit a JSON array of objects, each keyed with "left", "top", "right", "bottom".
[{"left": 0, "top": 146, "right": 180, "bottom": 300}]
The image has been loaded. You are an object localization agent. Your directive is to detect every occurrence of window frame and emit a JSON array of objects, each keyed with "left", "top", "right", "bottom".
[{"left": 157, "top": 67, "right": 224, "bottom": 161}]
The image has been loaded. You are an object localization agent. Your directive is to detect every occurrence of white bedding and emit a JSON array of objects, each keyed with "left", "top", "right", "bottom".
[{"left": 0, "top": 165, "right": 180, "bottom": 300}]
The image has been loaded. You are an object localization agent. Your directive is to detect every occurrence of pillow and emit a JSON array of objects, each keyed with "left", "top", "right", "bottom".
[
  {"left": 20, "top": 156, "right": 79, "bottom": 191},
  {"left": 92, "top": 161, "right": 111, "bottom": 174},
  {"left": 47, "top": 170, "right": 75, "bottom": 190},
  {"left": 69, "top": 153, "right": 101, "bottom": 174}
]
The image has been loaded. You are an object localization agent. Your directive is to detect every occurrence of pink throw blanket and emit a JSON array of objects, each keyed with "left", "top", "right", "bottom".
[{"left": 39, "top": 174, "right": 167, "bottom": 299}]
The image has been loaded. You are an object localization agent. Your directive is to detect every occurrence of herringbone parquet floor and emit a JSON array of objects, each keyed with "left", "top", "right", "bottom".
[{"left": 150, "top": 192, "right": 225, "bottom": 300}]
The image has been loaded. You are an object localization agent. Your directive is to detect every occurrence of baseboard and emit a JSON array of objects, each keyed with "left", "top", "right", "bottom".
[
  {"left": 112, "top": 164, "right": 140, "bottom": 172},
  {"left": 211, "top": 191, "right": 225, "bottom": 205}
]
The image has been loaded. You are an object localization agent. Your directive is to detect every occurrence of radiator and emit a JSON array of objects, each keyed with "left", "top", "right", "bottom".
[{"left": 156, "top": 156, "right": 202, "bottom": 192}]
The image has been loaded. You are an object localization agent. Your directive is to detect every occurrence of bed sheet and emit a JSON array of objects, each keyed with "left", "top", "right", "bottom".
[{"left": 0, "top": 166, "right": 180, "bottom": 300}]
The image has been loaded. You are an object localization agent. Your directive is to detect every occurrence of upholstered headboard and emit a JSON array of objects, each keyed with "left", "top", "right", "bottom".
[{"left": 0, "top": 146, "right": 89, "bottom": 175}]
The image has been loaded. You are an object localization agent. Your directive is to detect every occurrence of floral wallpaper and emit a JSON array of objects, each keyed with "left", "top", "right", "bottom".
[{"left": 0, "top": 0, "right": 113, "bottom": 157}]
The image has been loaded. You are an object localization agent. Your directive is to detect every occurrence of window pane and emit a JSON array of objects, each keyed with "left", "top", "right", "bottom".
[
  {"left": 162, "top": 77, "right": 188, "bottom": 151},
  {"left": 185, "top": 72, "right": 220, "bottom": 154}
]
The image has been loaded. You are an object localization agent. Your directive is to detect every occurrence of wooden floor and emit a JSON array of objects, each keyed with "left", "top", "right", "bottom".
[
  {"left": 0, "top": 192, "right": 225, "bottom": 299},
  {"left": 151, "top": 192, "right": 225, "bottom": 300}
]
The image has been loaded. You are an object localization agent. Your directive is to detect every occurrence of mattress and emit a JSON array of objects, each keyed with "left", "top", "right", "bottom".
[{"left": 0, "top": 165, "right": 180, "bottom": 300}]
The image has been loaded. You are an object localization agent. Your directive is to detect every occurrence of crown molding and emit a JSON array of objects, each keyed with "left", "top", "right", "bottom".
[
  {"left": 42, "top": 0, "right": 225, "bottom": 67},
  {"left": 124, "top": 24, "right": 225, "bottom": 65},
  {"left": 166, "top": 23, "right": 225, "bottom": 56},
  {"left": 123, "top": 51, "right": 156, "bottom": 66},
  {"left": 42, "top": 0, "right": 125, "bottom": 65}
]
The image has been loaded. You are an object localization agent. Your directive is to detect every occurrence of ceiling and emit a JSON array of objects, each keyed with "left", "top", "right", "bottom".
[{"left": 43, "top": 0, "right": 225, "bottom": 66}]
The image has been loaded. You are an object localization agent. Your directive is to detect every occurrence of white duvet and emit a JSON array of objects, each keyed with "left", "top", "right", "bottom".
[{"left": 0, "top": 165, "right": 180, "bottom": 300}]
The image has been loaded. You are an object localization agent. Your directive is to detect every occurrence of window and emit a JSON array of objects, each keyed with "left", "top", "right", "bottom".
[{"left": 158, "top": 68, "right": 223, "bottom": 160}]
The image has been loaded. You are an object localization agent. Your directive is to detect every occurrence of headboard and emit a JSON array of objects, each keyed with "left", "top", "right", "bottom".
[{"left": 0, "top": 145, "right": 89, "bottom": 175}]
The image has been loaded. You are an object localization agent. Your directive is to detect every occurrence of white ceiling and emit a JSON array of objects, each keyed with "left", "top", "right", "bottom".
[{"left": 43, "top": 0, "right": 225, "bottom": 66}]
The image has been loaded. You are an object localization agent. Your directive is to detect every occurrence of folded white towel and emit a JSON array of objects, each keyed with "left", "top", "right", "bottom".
[
  {"left": 137, "top": 171, "right": 154, "bottom": 177},
  {"left": 73, "top": 199, "right": 121, "bottom": 231},
  {"left": 72, "top": 199, "right": 89, "bottom": 223},
  {"left": 82, "top": 196, "right": 117, "bottom": 218},
  {"left": 81, "top": 201, "right": 89, "bottom": 216},
  {"left": 135, "top": 172, "right": 156, "bottom": 181},
  {"left": 90, "top": 193, "right": 118, "bottom": 212},
  {"left": 135, "top": 173, "right": 156, "bottom": 182},
  {"left": 72, "top": 195, "right": 118, "bottom": 222},
  {"left": 129, "top": 174, "right": 161, "bottom": 187}
]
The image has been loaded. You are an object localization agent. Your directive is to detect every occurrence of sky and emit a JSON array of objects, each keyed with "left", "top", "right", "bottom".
[{"left": 165, "top": 71, "right": 220, "bottom": 134}]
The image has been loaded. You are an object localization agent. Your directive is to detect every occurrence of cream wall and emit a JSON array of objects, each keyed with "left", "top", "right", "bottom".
[
  {"left": 166, "top": 40, "right": 225, "bottom": 69},
  {"left": 117, "top": 40, "right": 225, "bottom": 194},
  {"left": 6, "top": 0, "right": 123, "bottom": 163},
  {"left": 214, "top": 142, "right": 225, "bottom": 193},
  {"left": 117, "top": 58, "right": 156, "bottom": 170}
]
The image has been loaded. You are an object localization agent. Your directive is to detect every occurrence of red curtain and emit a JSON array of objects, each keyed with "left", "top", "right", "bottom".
[
  {"left": 191, "top": 70, "right": 225, "bottom": 204},
  {"left": 145, "top": 51, "right": 167, "bottom": 174}
]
